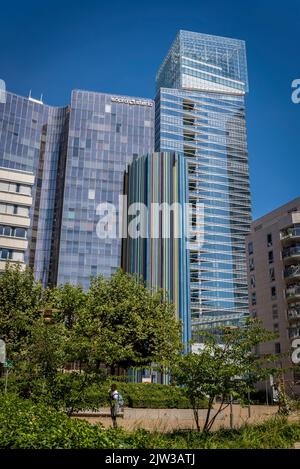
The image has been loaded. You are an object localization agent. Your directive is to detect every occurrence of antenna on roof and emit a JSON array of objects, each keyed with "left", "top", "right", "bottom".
[
  {"left": 28, "top": 89, "right": 32, "bottom": 99},
  {"left": 40, "top": 93, "right": 43, "bottom": 102}
]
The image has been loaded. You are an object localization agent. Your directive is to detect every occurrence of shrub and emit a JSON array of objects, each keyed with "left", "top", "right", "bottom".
[{"left": 1, "top": 394, "right": 300, "bottom": 449}]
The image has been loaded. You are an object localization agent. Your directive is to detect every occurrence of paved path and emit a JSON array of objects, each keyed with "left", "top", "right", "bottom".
[{"left": 74, "top": 404, "right": 286, "bottom": 432}]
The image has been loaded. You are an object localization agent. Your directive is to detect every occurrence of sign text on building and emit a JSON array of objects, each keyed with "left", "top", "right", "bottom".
[{"left": 111, "top": 96, "right": 153, "bottom": 107}]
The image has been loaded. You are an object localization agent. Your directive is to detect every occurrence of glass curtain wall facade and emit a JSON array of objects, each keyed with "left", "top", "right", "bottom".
[
  {"left": 0, "top": 91, "right": 68, "bottom": 285},
  {"left": 155, "top": 30, "right": 252, "bottom": 338},
  {"left": 0, "top": 89, "right": 154, "bottom": 289},
  {"left": 122, "top": 152, "right": 190, "bottom": 344},
  {"left": 55, "top": 91, "right": 154, "bottom": 288}
]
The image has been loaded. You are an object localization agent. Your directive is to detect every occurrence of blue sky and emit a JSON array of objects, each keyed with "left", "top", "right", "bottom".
[{"left": 0, "top": 0, "right": 299, "bottom": 219}]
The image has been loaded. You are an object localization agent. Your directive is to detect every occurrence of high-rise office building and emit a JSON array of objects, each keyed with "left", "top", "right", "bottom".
[
  {"left": 55, "top": 91, "right": 154, "bottom": 288},
  {"left": 0, "top": 88, "right": 154, "bottom": 287},
  {"left": 155, "top": 30, "right": 252, "bottom": 339},
  {"left": 122, "top": 151, "right": 191, "bottom": 344},
  {"left": 0, "top": 90, "right": 68, "bottom": 285},
  {"left": 246, "top": 197, "right": 300, "bottom": 396}
]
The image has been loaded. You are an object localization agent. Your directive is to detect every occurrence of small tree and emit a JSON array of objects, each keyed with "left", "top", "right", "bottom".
[
  {"left": 175, "top": 319, "right": 279, "bottom": 432},
  {"left": 72, "top": 269, "right": 182, "bottom": 372}
]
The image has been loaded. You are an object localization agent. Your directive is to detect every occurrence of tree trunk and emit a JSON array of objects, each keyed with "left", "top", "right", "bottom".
[{"left": 203, "top": 397, "right": 214, "bottom": 432}]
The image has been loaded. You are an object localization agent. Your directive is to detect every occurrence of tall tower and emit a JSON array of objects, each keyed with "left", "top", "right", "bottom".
[{"left": 155, "top": 31, "right": 252, "bottom": 339}]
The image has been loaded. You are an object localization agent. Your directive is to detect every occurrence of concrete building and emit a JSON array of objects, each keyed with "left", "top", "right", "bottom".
[
  {"left": 0, "top": 167, "right": 34, "bottom": 272},
  {"left": 246, "top": 197, "right": 300, "bottom": 397}
]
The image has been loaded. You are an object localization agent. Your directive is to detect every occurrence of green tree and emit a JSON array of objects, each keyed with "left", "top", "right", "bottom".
[
  {"left": 0, "top": 264, "right": 43, "bottom": 361},
  {"left": 72, "top": 269, "right": 182, "bottom": 372},
  {"left": 175, "top": 320, "right": 279, "bottom": 432}
]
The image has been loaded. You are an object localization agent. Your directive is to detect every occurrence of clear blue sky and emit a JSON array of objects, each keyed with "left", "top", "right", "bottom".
[{"left": 0, "top": 0, "right": 299, "bottom": 219}]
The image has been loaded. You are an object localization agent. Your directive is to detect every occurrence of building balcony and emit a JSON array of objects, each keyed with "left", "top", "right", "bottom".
[
  {"left": 282, "top": 245, "right": 300, "bottom": 263},
  {"left": 286, "top": 285, "right": 300, "bottom": 301},
  {"left": 289, "top": 327, "right": 300, "bottom": 340},
  {"left": 0, "top": 259, "right": 26, "bottom": 272},
  {"left": 281, "top": 227, "right": 300, "bottom": 247},
  {"left": 288, "top": 307, "right": 300, "bottom": 321},
  {"left": 284, "top": 265, "right": 300, "bottom": 282}
]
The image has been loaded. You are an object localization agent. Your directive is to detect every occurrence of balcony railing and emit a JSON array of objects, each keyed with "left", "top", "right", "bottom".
[
  {"left": 282, "top": 245, "right": 300, "bottom": 259},
  {"left": 289, "top": 328, "right": 300, "bottom": 339},
  {"left": 284, "top": 265, "right": 300, "bottom": 279},
  {"left": 281, "top": 227, "right": 300, "bottom": 240},
  {"left": 286, "top": 285, "right": 300, "bottom": 299},
  {"left": 288, "top": 308, "right": 300, "bottom": 320}
]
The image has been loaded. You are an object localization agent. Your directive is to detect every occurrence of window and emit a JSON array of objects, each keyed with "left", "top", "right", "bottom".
[
  {"left": 251, "top": 292, "right": 256, "bottom": 306},
  {"left": 105, "top": 104, "right": 111, "bottom": 113},
  {"left": 273, "top": 323, "right": 279, "bottom": 332},
  {"left": 0, "top": 203, "right": 29, "bottom": 216},
  {"left": 248, "top": 242, "right": 253, "bottom": 255},
  {"left": 0, "top": 181, "right": 31, "bottom": 195},
  {"left": 275, "top": 343, "right": 281, "bottom": 354},
  {"left": 252, "top": 310, "right": 257, "bottom": 318},
  {"left": 271, "top": 286, "right": 277, "bottom": 299},
  {"left": 88, "top": 189, "right": 95, "bottom": 200},
  {"left": 249, "top": 257, "right": 254, "bottom": 271},
  {"left": 0, "top": 181, "right": 9, "bottom": 191},
  {"left": 250, "top": 275, "right": 256, "bottom": 288},
  {"left": 269, "top": 267, "right": 275, "bottom": 282},
  {"left": 272, "top": 304, "right": 278, "bottom": 319},
  {"left": 68, "top": 209, "right": 75, "bottom": 220},
  {"left": 116, "top": 123, "right": 121, "bottom": 133},
  {"left": 19, "top": 184, "right": 31, "bottom": 196},
  {"left": 0, "top": 226, "right": 26, "bottom": 238},
  {"left": 267, "top": 233, "right": 273, "bottom": 247},
  {"left": 17, "top": 206, "right": 29, "bottom": 217},
  {"left": 268, "top": 250, "right": 274, "bottom": 264},
  {"left": 15, "top": 228, "right": 27, "bottom": 238},
  {"left": 0, "top": 248, "right": 12, "bottom": 260},
  {"left": 3, "top": 226, "right": 12, "bottom": 236},
  {"left": 12, "top": 251, "right": 24, "bottom": 262}
]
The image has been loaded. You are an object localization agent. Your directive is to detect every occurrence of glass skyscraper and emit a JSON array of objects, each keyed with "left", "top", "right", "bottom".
[
  {"left": 0, "top": 89, "right": 154, "bottom": 288},
  {"left": 0, "top": 90, "right": 68, "bottom": 286},
  {"left": 55, "top": 90, "right": 154, "bottom": 288},
  {"left": 122, "top": 151, "right": 191, "bottom": 344},
  {"left": 155, "top": 30, "right": 252, "bottom": 338}
]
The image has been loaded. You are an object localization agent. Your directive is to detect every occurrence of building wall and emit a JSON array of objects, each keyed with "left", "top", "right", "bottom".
[
  {"left": 246, "top": 197, "right": 300, "bottom": 396},
  {"left": 0, "top": 167, "right": 34, "bottom": 272},
  {"left": 155, "top": 30, "right": 251, "bottom": 338}
]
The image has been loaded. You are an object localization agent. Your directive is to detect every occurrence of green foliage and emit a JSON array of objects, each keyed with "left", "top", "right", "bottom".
[
  {"left": 0, "top": 267, "right": 182, "bottom": 411},
  {"left": 0, "top": 394, "right": 123, "bottom": 449},
  {"left": 72, "top": 269, "right": 182, "bottom": 370},
  {"left": 175, "top": 319, "right": 280, "bottom": 432},
  {"left": 112, "top": 383, "right": 206, "bottom": 409},
  {"left": 0, "top": 264, "right": 43, "bottom": 360},
  {"left": 1, "top": 395, "right": 300, "bottom": 449}
]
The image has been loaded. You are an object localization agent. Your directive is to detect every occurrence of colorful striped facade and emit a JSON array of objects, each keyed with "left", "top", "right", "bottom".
[{"left": 122, "top": 152, "right": 191, "bottom": 345}]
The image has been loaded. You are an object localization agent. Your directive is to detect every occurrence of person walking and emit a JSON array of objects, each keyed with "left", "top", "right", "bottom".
[{"left": 109, "top": 383, "right": 120, "bottom": 428}]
